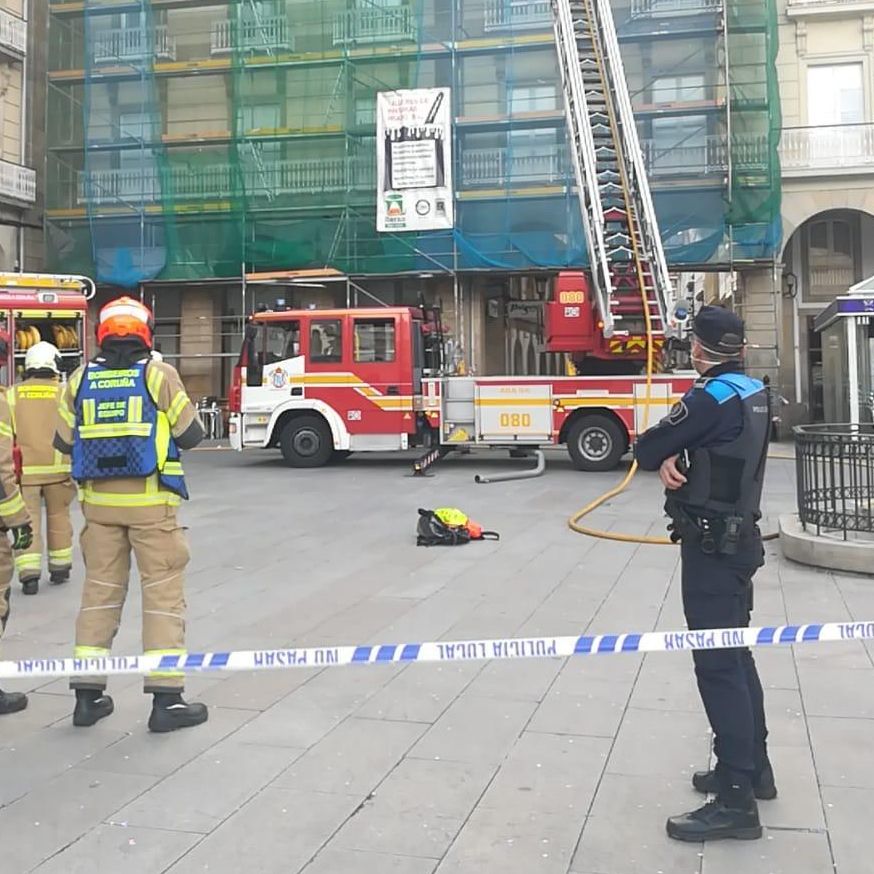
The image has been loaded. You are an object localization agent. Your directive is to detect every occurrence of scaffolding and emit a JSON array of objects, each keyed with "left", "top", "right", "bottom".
[{"left": 45, "top": 0, "right": 781, "bottom": 287}]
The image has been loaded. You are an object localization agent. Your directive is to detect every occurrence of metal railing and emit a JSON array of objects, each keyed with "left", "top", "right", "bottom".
[
  {"left": 483, "top": 0, "right": 552, "bottom": 31},
  {"left": 787, "top": 0, "right": 864, "bottom": 11},
  {"left": 0, "top": 160, "right": 36, "bottom": 204},
  {"left": 795, "top": 424, "right": 874, "bottom": 538},
  {"left": 630, "top": 0, "right": 723, "bottom": 17},
  {"left": 210, "top": 17, "right": 293, "bottom": 54},
  {"left": 461, "top": 146, "right": 569, "bottom": 186},
  {"left": 333, "top": 7, "right": 417, "bottom": 46},
  {"left": 92, "top": 25, "right": 176, "bottom": 64},
  {"left": 0, "top": 8, "right": 26, "bottom": 56},
  {"left": 780, "top": 123, "right": 874, "bottom": 173}
]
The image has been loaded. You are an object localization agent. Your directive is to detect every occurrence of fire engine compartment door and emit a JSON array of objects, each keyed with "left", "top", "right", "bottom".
[
  {"left": 475, "top": 383, "right": 552, "bottom": 444},
  {"left": 633, "top": 381, "right": 672, "bottom": 434}
]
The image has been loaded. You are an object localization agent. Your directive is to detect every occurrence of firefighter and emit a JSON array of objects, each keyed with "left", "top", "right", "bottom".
[
  {"left": 0, "top": 329, "right": 33, "bottom": 714},
  {"left": 635, "top": 306, "right": 773, "bottom": 842},
  {"left": 54, "top": 296, "right": 208, "bottom": 733},
  {"left": 9, "top": 341, "right": 76, "bottom": 595}
]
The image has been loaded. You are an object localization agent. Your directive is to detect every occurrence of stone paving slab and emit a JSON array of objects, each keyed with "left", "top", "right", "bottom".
[{"left": 0, "top": 451, "right": 869, "bottom": 873}]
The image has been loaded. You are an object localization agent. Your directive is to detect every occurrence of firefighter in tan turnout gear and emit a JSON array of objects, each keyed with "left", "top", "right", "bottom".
[
  {"left": 54, "top": 296, "right": 208, "bottom": 733},
  {"left": 10, "top": 342, "right": 76, "bottom": 595},
  {"left": 0, "top": 329, "right": 33, "bottom": 715}
]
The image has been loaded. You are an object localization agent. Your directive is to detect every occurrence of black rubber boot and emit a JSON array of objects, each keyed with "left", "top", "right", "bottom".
[
  {"left": 0, "top": 689, "right": 28, "bottom": 715},
  {"left": 148, "top": 692, "right": 208, "bottom": 734},
  {"left": 50, "top": 569, "right": 70, "bottom": 585},
  {"left": 72, "top": 689, "right": 115, "bottom": 727},
  {"left": 693, "top": 762, "right": 777, "bottom": 800},
  {"left": 21, "top": 578, "right": 39, "bottom": 596},
  {"left": 667, "top": 783, "right": 762, "bottom": 843}
]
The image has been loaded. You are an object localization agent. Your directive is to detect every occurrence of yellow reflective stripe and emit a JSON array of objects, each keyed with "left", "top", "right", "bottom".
[
  {"left": 48, "top": 547, "right": 73, "bottom": 564},
  {"left": 82, "top": 398, "right": 96, "bottom": 426},
  {"left": 162, "top": 462, "right": 184, "bottom": 476},
  {"left": 127, "top": 395, "right": 143, "bottom": 423},
  {"left": 78, "top": 423, "right": 153, "bottom": 438},
  {"left": 74, "top": 645, "right": 110, "bottom": 659},
  {"left": 166, "top": 391, "right": 188, "bottom": 427},
  {"left": 0, "top": 422, "right": 13, "bottom": 438},
  {"left": 15, "top": 554, "right": 41, "bottom": 570},
  {"left": 59, "top": 403, "right": 75, "bottom": 426},
  {"left": 146, "top": 366, "right": 164, "bottom": 399},
  {"left": 80, "top": 485, "right": 180, "bottom": 508},
  {"left": 0, "top": 492, "right": 25, "bottom": 517},
  {"left": 22, "top": 463, "right": 72, "bottom": 475}
]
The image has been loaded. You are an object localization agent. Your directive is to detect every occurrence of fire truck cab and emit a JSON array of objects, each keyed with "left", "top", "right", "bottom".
[
  {"left": 228, "top": 305, "right": 694, "bottom": 471},
  {"left": 0, "top": 273, "right": 96, "bottom": 384}
]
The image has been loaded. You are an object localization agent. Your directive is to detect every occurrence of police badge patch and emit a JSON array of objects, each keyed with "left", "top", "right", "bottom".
[{"left": 665, "top": 401, "right": 689, "bottom": 426}]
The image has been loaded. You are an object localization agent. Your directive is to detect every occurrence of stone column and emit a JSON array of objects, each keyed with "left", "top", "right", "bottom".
[{"left": 179, "top": 286, "right": 220, "bottom": 400}]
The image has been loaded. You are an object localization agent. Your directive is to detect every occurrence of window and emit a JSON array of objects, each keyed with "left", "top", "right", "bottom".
[
  {"left": 310, "top": 319, "right": 342, "bottom": 363},
  {"left": 651, "top": 74, "right": 706, "bottom": 104},
  {"left": 262, "top": 321, "right": 300, "bottom": 364},
  {"left": 354, "top": 318, "right": 396, "bottom": 363},
  {"left": 509, "top": 84, "right": 557, "bottom": 114},
  {"left": 808, "top": 64, "right": 864, "bottom": 126}
]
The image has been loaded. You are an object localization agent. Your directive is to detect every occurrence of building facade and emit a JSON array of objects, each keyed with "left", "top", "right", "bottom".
[
  {"left": 46, "top": 0, "right": 780, "bottom": 397},
  {"left": 0, "top": 0, "right": 39, "bottom": 271}
]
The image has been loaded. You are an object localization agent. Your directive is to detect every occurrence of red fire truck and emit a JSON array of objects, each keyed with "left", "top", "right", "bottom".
[
  {"left": 0, "top": 273, "right": 96, "bottom": 384},
  {"left": 227, "top": 298, "right": 694, "bottom": 472}
]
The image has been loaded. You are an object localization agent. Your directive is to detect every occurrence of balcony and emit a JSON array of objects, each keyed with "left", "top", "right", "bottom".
[
  {"left": 787, "top": 0, "right": 874, "bottom": 17},
  {"left": 629, "top": 0, "right": 723, "bottom": 18},
  {"left": 210, "top": 17, "right": 293, "bottom": 55},
  {"left": 483, "top": 0, "right": 552, "bottom": 32},
  {"left": 780, "top": 124, "right": 874, "bottom": 175},
  {"left": 461, "top": 146, "right": 569, "bottom": 187},
  {"left": 0, "top": 8, "right": 26, "bottom": 57},
  {"left": 92, "top": 26, "right": 176, "bottom": 65},
  {"left": 333, "top": 7, "right": 417, "bottom": 46},
  {"left": 641, "top": 136, "right": 729, "bottom": 176},
  {"left": 77, "top": 157, "right": 374, "bottom": 205},
  {"left": 0, "top": 161, "right": 36, "bottom": 204}
]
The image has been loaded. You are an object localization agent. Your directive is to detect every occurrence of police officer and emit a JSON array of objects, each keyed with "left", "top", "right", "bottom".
[
  {"left": 54, "top": 296, "right": 208, "bottom": 733},
  {"left": 0, "top": 329, "right": 33, "bottom": 714},
  {"left": 635, "top": 306, "right": 773, "bottom": 842},
  {"left": 9, "top": 341, "right": 76, "bottom": 595}
]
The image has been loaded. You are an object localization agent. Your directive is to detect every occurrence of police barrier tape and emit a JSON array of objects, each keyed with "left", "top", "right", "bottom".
[{"left": 2, "top": 620, "right": 874, "bottom": 680}]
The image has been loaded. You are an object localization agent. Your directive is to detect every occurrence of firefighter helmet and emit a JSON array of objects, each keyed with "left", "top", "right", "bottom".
[
  {"left": 24, "top": 341, "right": 61, "bottom": 375},
  {"left": 97, "top": 296, "right": 154, "bottom": 347}
]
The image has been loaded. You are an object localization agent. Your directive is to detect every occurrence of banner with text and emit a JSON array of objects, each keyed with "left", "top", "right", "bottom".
[{"left": 377, "top": 88, "right": 454, "bottom": 232}]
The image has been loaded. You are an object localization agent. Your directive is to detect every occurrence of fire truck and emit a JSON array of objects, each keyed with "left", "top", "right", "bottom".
[
  {"left": 227, "top": 0, "right": 700, "bottom": 471},
  {"left": 0, "top": 273, "right": 96, "bottom": 384},
  {"left": 227, "top": 301, "right": 693, "bottom": 472}
]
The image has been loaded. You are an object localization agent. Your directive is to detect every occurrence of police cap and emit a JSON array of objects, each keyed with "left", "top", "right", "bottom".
[{"left": 691, "top": 305, "right": 746, "bottom": 356}]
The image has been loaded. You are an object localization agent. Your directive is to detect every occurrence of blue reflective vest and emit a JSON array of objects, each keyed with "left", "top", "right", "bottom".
[{"left": 71, "top": 361, "right": 189, "bottom": 500}]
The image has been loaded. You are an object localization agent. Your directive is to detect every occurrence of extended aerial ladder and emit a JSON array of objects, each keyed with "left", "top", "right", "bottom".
[{"left": 549, "top": 0, "right": 676, "bottom": 364}]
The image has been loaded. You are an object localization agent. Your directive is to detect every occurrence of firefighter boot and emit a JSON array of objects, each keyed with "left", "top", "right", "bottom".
[
  {"left": 50, "top": 569, "right": 70, "bottom": 586},
  {"left": 21, "top": 577, "right": 38, "bottom": 596},
  {"left": 0, "top": 689, "right": 27, "bottom": 714},
  {"left": 148, "top": 692, "right": 209, "bottom": 733},
  {"left": 72, "top": 689, "right": 115, "bottom": 727},
  {"left": 693, "top": 761, "right": 777, "bottom": 800},
  {"left": 667, "top": 780, "right": 762, "bottom": 842}
]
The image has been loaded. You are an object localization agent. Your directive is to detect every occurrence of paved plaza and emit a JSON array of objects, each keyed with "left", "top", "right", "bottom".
[{"left": 0, "top": 446, "right": 870, "bottom": 873}]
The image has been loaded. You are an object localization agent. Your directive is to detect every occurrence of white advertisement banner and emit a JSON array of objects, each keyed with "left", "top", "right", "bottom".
[{"left": 377, "top": 88, "right": 454, "bottom": 232}]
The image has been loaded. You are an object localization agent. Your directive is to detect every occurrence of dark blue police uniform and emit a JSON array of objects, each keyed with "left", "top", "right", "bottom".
[{"left": 635, "top": 306, "right": 773, "bottom": 842}]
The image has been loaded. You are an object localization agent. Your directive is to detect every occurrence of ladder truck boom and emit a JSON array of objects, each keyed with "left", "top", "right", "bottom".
[{"left": 548, "top": 0, "right": 677, "bottom": 371}]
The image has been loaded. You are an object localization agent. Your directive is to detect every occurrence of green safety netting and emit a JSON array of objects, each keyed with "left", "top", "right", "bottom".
[{"left": 46, "top": 0, "right": 782, "bottom": 286}]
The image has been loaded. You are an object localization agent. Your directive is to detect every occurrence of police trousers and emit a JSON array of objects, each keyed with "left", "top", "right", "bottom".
[
  {"left": 681, "top": 538, "right": 768, "bottom": 789},
  {"left": 15, "top": 480, "right": 76, "bottom": 582},
  {"left": 71, "top": 507, "right": 190, "bottom": 693}
]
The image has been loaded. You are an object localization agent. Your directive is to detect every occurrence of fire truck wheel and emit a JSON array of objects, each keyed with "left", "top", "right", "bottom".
[
  {"left": 279, "top": 416, "right": 334, "bottom": 468},
  {"left": 566, "top": 414, "right": 626, "bottom": 472},
  {"left": 331, "top": 450, "right": 352, "bottom": 463}
]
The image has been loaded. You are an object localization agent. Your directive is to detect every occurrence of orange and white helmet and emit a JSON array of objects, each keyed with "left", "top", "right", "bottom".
[{"left": 97, "top": 296, "right": 153, "bottom": 347}]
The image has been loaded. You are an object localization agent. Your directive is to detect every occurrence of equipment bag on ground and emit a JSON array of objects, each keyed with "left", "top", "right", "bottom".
[{"left": 416, "top": 508, "right": 500, "bottom": 547}]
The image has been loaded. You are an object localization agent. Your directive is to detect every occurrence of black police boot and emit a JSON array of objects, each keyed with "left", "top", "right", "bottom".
[
  {"left": 667, "top": 783, "right": 762, "bottom": 843},
  {"left": 72, "top": 689, "right": 115, "bottom": 727},
  {"left": 0, "top": 689, "right": 28, "bottom": 715},
  {"left": 693, "top": 761, "right": 777, "bottom": 800},
  {"left": 21, "top": 577, "right": 39, "bottom": 596},
  {"left": 50, "top": 569, "right": 70, "bottom": 586},
  {"left": 148, "top": 692, "right": 208, "bottom": 733}
]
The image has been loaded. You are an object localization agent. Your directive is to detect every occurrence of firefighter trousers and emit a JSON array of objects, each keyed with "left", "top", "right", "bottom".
[
  {"left": 15, "top": 480, "right": 76, "bottom": 583},
  {"left": 71, "top": 509, "right": 190, "bottom": 693},
  {"left": 0, "top": 534, "right": 13, "bottom": 642}
]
